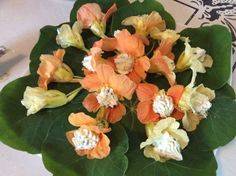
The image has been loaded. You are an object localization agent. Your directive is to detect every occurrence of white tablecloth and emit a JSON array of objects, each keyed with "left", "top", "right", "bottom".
[{"left": 0, "top": 0, "right": 236, "bottom": 175}]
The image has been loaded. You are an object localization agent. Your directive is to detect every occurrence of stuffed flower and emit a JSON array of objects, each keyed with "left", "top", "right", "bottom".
[
  {"left": 37, "top": 49, "right": 81, "bottom": 90},
  {"left": 136, "top": 83, "right": 185, "bottom": 124},
  {"left": 21, "top": 87, "right": 81, "bottom": 116},
  {"left": 178, "top": 84, "right": 215, "bottom": 131},
  {"left": 149, "top": 30, "right": 180, "bottom": 86},
  {"left": 77, "top": 3, "right": 117, "bottom": 38},
  {"left": 176, "top": 37, "right": 213, "bottom": 87},
  {"left": 56, "top": 22, "right": 88, "bottom": 52},
  {"left": 80, "top": 64, "right": 136, "bottom": 123},
  {"left": 82, "top": 47, "right": 115, "bottom": 75},
  {"left": 66, "top": 112, "right": 111, "bottom": 159},
  {"left": 140, "top": 118, "right": 189, "bottom": 162},
  {"left": 122, "top": 11, "right": 166, "bottom": 45},
  {"left": 94, "top": 29, "right": 150, "bottom": 84}
]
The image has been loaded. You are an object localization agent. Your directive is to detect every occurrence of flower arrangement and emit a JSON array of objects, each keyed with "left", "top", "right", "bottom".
[{"left": 0, "top": 0, "right": 235, "bottom": 176}]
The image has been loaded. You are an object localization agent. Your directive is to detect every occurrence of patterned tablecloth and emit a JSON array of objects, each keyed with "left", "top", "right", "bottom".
[{"left": 0, "top": 0, "right": 236, "bottom": 176}]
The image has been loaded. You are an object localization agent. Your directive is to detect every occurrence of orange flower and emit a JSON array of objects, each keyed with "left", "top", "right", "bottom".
[
  {"left": 82, "top": 47, "right": 115, "bottom": 75},
  {"left": 80, "top": 64, "right": 136, "bottom": 123},
  {"left": 66, "top": 112, "right": 111, "bottom": 159},
  {"left": 37, "top": 49, "right": 81, "bottom": 89},
  {"left": 94, "top": 29, "right": 150, "bottom": 84},
  {"left": 149, "top": 39, "right": 176, "bottom": 86},
  {"left": 77, "top": 3, "right": 117, "bottom": 38},
  {"left": 136, "top": 83, "right": 184, "bottom": 124}
]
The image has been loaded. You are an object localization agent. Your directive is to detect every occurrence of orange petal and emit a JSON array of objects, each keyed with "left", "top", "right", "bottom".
[
  {"left": 53, "top": 49, "right": 65, "bottom": 61},
  {"left": 83, "top": 93, "right": 100, "bottom": 113},
  {"left": 93, "top": 37, "right": 118, "bottom": 51},
  {"left": 102, "top": 3, "right": 117, "bottom": 22},
  {"left": 128, "top": 70, "right": 142, "bottom": 84},
  {"left": 87, "top": 133, "right": 110, "bottom": 159},
  {"left": 171, "top": 109, "right": 184, "bottom": 120},
  {"left": 109, "top": 74, "right": 136, "bottom": 100},
  {"left": 96, "top": 64, "right": 115, "bottom": 84},
  {"left": 134, "top": 56, "right": 150, "bottom": 80},
  {"left": 115, "top": 29, "right": 145, "bottom": 57},
  {"left": 158, "top": 39, "right": 175, "bottom": 60},
  {"left": 80, "top": 73, "right": 102, "bottom": 91},
  {"left": 106, "top": 103, "right": 126, "bottom": 124},
  {"left": 65, "top": 130, "right": 74, "bottom": 146},
  {"left": 137, "top": 101, "right": 159, "bottom": 124},
  {"left": 136, "top": 83, "right": 158, "bottom": 102},
  {"left": 77, "top": 3, "right": 103, "bottom": 28},
  {"left": 68, "top": 112, "right": 97, "bottom": 127},
  {"left": 167, "top": 85, "right": 184, "bottom": 105}
]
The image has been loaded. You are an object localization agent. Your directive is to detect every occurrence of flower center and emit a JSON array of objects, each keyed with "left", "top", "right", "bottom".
[
  {"left": 152, "top": 93, "right": 174, "bottom": 117},
  {"left": 82, "top": 55, "right": 95, "bottom": 72},
  {"left": 72, "top": 128, "right": 99, "bottom": 150},
  {"left": 153, "top": 132, "right": 182, "bottom": 161},
  {"left": 96, "top": 87, "right": 118, "bottom": 108},
  {"left": 191, "top": 93, "right": 212, "bottom": 117},
  {"left": 114, "top": 53, "right": 134, "bottom": 75}
]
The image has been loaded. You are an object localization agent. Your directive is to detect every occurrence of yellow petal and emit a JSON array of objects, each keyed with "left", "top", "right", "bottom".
[
  {"left": 182, "top": 111, "right": 200, "bottom": 132},
  {"left": 151, "top": 29, "right": 180, "bottom": 43}
]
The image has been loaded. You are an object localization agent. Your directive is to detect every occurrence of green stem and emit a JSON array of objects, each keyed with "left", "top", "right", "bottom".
[{"left": 66, "top": 87, "right": 83, "bottom": 102}]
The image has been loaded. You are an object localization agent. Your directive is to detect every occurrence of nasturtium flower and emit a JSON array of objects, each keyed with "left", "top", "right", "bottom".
[
  {"left": 77, "top": 3, "right": 117, "bottom": 38},
  {"left": 136, "top": 83, "right": 185, "bottom": 124},
  {"left": 66, "top": 112, "right": 111, "bottom": 159},
  {"left": 37, "top": 49, "right": 81, "bottom": 90},
  {"left": 122, "top": 11, "right": 166, "bottom": 45},
  {"left": 140, "top": 118, "right": 189, "bottom": 162},
  {"left": 150, "top": 29, "right": 180, "bottom": 44},
  {"left": 56, "top": 22, "right": 88, "bottom": 52},
  {"left": 178, "top": 84, "right": 215, "bottom": 131},
  {"left": 94, "top": 29, "right": 150, "bottom": 84},
  {"left": 80, "top": 64, "right": 136, "bottom": 124},
  {"left": 176, "top": 37, "right": 213, "bottom": 86},
  {"left": 21, "top": 86, "right": 81, "bottom": 116},
  {"left": 82, "top": 47, "right": 115, "bottom": 75}
]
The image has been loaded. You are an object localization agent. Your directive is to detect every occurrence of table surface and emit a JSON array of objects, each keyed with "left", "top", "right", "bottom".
[{"left": 0, "top": 0, "right": 236, "bottom": 176}]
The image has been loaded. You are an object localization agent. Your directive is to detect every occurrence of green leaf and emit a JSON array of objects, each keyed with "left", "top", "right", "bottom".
[
  {"left": 177, "top": 25, "right": 232, "bottom": 89},
  {"left": 125, "top": 133, "right": 217, "bottom": 176},
  {"left": 111, "top": 0, "right": 175, "bottom": 33},
  {"left": 42, "top": 122, "right": 128, "bottom": 176},
  {"left": 189, "top": 84, "right": 236, "bottom": 151},
  {"left": 0, "top": 74, "right": 86, "bottom": 153}
]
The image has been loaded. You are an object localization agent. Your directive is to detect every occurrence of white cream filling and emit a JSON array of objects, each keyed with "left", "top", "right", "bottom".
[
  {"left": 152, "top": 93, "right": 174, "bottom": 117},
  {"left": 153, "top": 132, "right": 183, "bottom": 161},
  {"left": 82, "top": 55, "right": 95, "bottom": 72},
  {"left": 191, "top": 93, "right": 212, "bottom": 117},
  {"left": 72, "top": 128, "right": 99, "bottom": 150},
  {"left": 114, "top": 30, "right": 121, "bottom": 37},
  {"left": 96, "top": 87, "right": 118, "bottom": 108},
  {"left": 114, "top": 53, "right": 134, "bottom": 75}
]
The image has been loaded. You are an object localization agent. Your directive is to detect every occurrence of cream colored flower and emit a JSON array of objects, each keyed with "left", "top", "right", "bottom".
[
  {"left": 56, "top": 22, "right": 88, "bottom": 52},
  {"left": 178, "top": 84, "right": 215, "bottom": 131},
  {"left": 140, "top": 118, "right": 189, "bottom": 162},
  {"left": 150, "top": 29, "right": 180, "bottom": 44},
  {"left": 21, "top": 87, "right": 81, "bottom": 116}
]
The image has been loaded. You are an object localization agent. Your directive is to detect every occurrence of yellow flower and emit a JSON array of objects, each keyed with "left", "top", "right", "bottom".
[
  {"left": 56, "top": 22, "right": 88, "bottom": 53},
  {"left": 140, "top": 117, "right": 189, "bottom": 162},
  {"left": 21, "top": 87, "right": 82, "bottom": 116},
  {"left": 122, "top": 11, "right": 166, "bottom": 41},
  {"left": 150, "top": 29, "right": 180, "bottom": 44},
  {"left": 178, "top": 84, "right": 215, "bottom": 131}
]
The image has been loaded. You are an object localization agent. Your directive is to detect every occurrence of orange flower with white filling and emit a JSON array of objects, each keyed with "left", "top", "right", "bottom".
[
  {"left": 80, "top": 64, "right": 136, "bottom": 123},
  {"left": 77, "top": 3, "right": 117, "bottom": 38},
  {"left": 37, "top": 49, "right": 81, "bottom": 89},
  {"left": 94, "top": 29, "right": 150, "bottom": 84},
  {"left": 66, "top": 112, "right": 111, "bottom": 159},
  {"left": 136, "top": 83, "right": 185, "bottom": 124}
]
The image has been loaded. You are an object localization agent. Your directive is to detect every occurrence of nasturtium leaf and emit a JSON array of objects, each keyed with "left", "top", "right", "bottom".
[
  {"left": 189, "top": 84, "right": 236, "bottom": 151},
  {"left": 125, "top": 133, "right": 217, "bottom": 176},
  {"left": 0, "top": 74, "right": 86, "bottom": 153},
  {"left": 111, "top": 0, "right": 175, "bottom": 33},
  {"left": 177, "top": 25, "right": 232, "bottom": 89},
  {"left": 42, "top": 122, "right": 128, "bottom": 176}
]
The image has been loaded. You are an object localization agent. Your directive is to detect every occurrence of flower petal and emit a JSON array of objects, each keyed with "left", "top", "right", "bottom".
[
  {"left": 96, "top": 64, "right": 115, "bottom": 84},
  {"left": 93, "top": 37, "right": 118, "bottom": 51},
  {"left": 133, "top": 56, "right": 150, "bottom": 81},
  {"left": 83, "top": 93, "right": 100, "bottom": 113},
  {"left": 106, "top": 103, "right": 126, "bottom": 124},
  {"left": 53, "top": 49, "right": 65, "bottom": 61},
  {"left": 102, "top": 3, "right": 117, "bottom": 22},
  {"left": 137, "top": 101, "right": 159, "bottom": 124},
  {"left": 167, "top": 85, "right": 184, "bottom": 105},
  {"left": 80, "top": 73, "right": 102, "bottom": 91},
  {"left": 68, "top": 112, "right": 97, "bottom": 127},
  {"left": 136, "top": 83, "right": 158, "bottom": 102}
]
